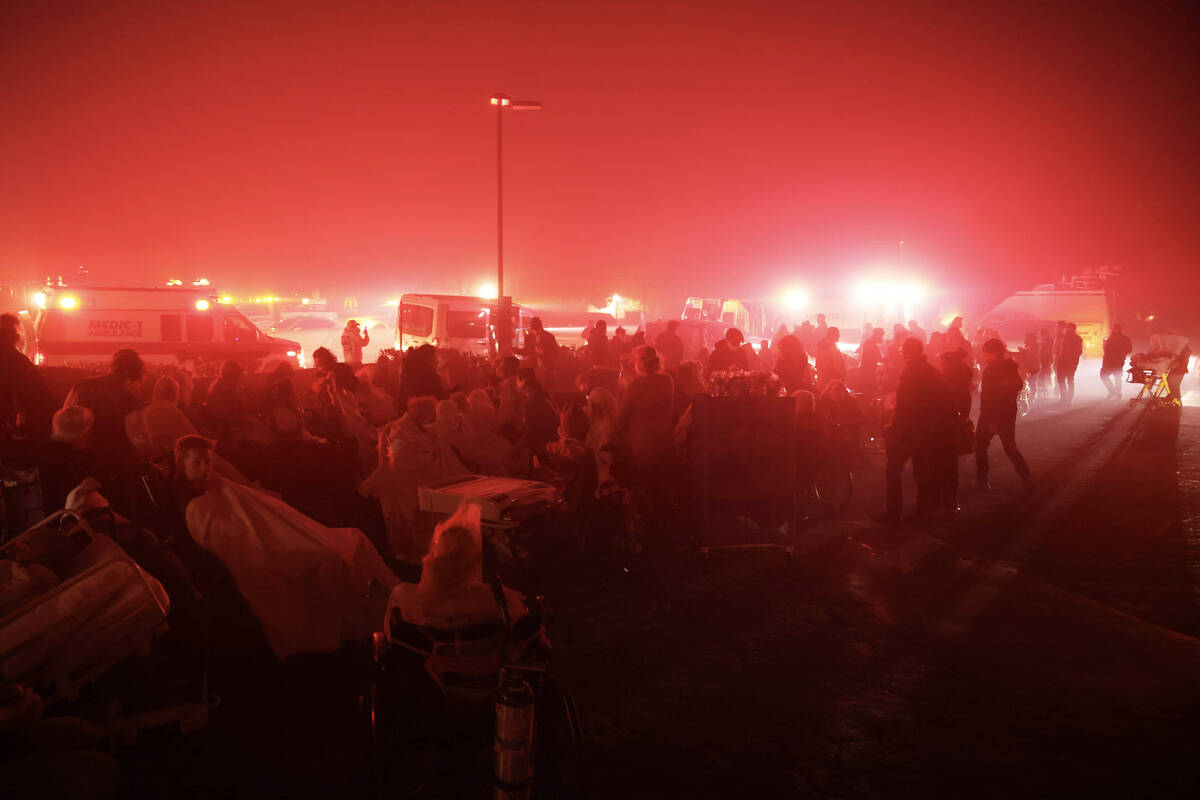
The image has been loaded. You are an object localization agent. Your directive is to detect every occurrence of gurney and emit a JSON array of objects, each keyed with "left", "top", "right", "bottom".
[{"left": 0, "top": 510, "right": 170, "bottom": 702}]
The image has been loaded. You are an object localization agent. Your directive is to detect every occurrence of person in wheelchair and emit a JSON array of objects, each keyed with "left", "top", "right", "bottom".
[{"left": 384, "top": 503, "right": 549, "bottom": 711}]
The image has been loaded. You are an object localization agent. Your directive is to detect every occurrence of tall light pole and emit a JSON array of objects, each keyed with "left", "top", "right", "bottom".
[{"left": 490, "top": 93, "right": 541, "bottom": 355}]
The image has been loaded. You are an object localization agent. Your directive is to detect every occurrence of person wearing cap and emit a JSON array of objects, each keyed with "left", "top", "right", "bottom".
[
  {"left": 63, "top": 350, "right": 145, "bottom": 512},
  {"left": 975, "top": 338, "right": 1032, "bottom": 491},
  {"left": 341, "top": 319, "right": 370, "bottom": 367},
  {"left": 874, "top": 337, "right": 956, "bottom": 524}
]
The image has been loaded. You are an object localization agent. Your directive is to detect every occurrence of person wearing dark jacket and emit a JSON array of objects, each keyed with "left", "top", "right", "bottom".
[
  {"left": 654, "top": 320, "right": 685, "bottom": 372},
  {"left": 0, "top": 313, "right": 53, "bottom": 445},
  {"left": 856, "top": 328, "right": 884, "bottom": 398},
  {"left": 875, "top": 338, "right": 956, "bottom": 523},
  {"left": 399, "top": 345, "right": 448, "bottom": 404},
  {"left": 1100, "top": 324, "right": 1133, "bottom": 399},
  {"left": 1055, "top": 322, "right": 1085, "bottom": 404},
  {"left": 64, "top": 349, "right": 144, "bottom": 478},
  {"left": 937, "top": 348, "right": 974, "bottom": 510},
  {"left": 586, "top": 320, "right": 611, "bottom": 367},
  {"left": 975, "top": 339, "right": 1032, "bottom": 490},
  {"left": 773, "top": 334, "right": 814, "bottom": 393},
  {"left": 706, "top": 328, "right": 750, "bottom": 374}
]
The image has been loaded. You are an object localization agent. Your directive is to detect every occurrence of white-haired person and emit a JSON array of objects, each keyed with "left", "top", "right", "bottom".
[
  {"left": 33, "top": 406, "right": 97, "bottom": 514},
  {"left": 385, "top": 503, "right": 549, "bottom": 705}
]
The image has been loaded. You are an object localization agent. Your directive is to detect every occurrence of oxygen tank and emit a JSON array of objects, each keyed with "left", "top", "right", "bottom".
[{"left": 493, "top": 677, "right": 536, "bottom": 800}]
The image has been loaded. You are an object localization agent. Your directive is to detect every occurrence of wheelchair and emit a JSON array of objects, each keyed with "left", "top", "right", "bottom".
[{"left": 366, "top": 582, "right": 585, "bottom": 799}]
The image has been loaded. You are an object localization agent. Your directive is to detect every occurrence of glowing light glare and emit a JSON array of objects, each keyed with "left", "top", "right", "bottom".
[
  {"left": 901, "top": 284, "right": 924, "bottom": 303},
  {"left": 783, "top": 289, "right": 809, "bottom": 310},
  {"left": 58, "top": 296, "right": 77, "bottom": 310},
  {"left": 218, "top": 296, "right": 233, "bottom": 304},
  {"left": 385, "top": 299, "right": 400, "bottom": 307},
  {"left": 192, "top": 278, "right": 210, "bottom": 287},
  {"left": 195, "top": 299, "right": 210, "bottom": 311},
  {"left": 166, "top": 278, "right": 183, "bottom": 287},
  {"left": 476, "top": 281, "right": 499, "bottom": 299},
  {"left": 852, "top": 283, "right": 875, "bottom": 305},
  {"left": 32, "top": 292, "right": 46, "bottom": 308},
  {"left": 301, "top": 297, "right": 310, "bottom": 305}
]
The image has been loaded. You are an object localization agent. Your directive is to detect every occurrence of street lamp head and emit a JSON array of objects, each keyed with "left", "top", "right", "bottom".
[{"left": 490, "top": 94, "right": 541, "bottom": 111}]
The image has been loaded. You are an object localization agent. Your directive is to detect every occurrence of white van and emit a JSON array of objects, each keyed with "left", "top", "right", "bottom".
[
  {"left": 398, "top": 294, "right": 532, "bottom": 355},
  {"left": 33, "top": 286, "right": 302, "bottom": 373}
]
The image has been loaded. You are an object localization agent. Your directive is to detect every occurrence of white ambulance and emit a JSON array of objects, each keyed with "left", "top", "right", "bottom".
[
  {"left": 398, "top": 294, "right": 532, "bottom": 355},
  {"left": 32, "top": 286, "right": 302, "bottom": 373}
]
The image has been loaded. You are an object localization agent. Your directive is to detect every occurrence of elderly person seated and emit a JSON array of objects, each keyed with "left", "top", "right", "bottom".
[
  {"left": 385, "top": 503, "right": 548, "bottom": 707},
  {"left": 362, "top": 397, "right": 461, "bottom": 563},
  {"left": 138, "top": 376, "right": 199, "bottom": 460},
  {"left": 33, "top": 407, "right": 97, "bottom": 514},
  {"left": 180, "top": 435, "right": 397, "bottom": 659}
]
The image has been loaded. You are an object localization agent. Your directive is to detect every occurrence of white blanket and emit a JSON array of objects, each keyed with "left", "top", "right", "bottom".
[{"left": 186, "top": 474, "right": 397, "bottom": 659}]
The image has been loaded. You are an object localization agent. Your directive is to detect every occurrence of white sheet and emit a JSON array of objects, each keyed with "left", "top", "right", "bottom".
[{"left": 186, "top": 473, "right": 397, "bottom": 659}]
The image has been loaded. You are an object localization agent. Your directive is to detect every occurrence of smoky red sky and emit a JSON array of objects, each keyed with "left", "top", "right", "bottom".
[{"left": 2, "top": 0, "right": 1197, "bottom": 320}]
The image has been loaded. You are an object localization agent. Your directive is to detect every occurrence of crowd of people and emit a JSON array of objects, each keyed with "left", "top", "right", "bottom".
[{"left": 0, "top": 305, "right": 1193, "bottom": 797}]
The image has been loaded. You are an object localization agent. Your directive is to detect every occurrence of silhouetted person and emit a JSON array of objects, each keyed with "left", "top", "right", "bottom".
[
  {"left": 875, "top": 338, "right": 955, "bottom": 524},
  {"left": 1055, "top": 322, "right": 1084, "bottom": 404},
  {"left": 815, "top": 327, "right": 845, "bottom": 389},
  {"left": 586, "top": 319, "right": 611, "bottom": 366},
  {"left": 1100, "top": 324, "right": 1132, "bottom": 399},
  {"left": 520, "top": 316, "right": 559, "bottom": 370},
  {"left": 707, "top": 328, "right": 750, "bottom": 373},
  {"left": 66, "top": 348, "right": 144, "bottom": 470},
  {"left": 773, "top": 334, "right": 813, "bottom": 393},
  {"left": 0, "top": 313, "right": 53, "bottom": 445},
  {"left": 857, "top": 328, "right": 884, "bottom": 397},
  {"left": 654, "top": 319, "right": 685, "bottom": 372},
  {"left": 400, "top": 344, "right": 447, "bottom": 403},
  {"left": 944, "top": 316, "right": 971, "bottom": 359},
  {"left": 975, "top": 338, "right": 1032, "bottom": 490}
]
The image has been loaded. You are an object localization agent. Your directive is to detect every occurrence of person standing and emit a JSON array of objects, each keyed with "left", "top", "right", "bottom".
[
  {"left": 0, "top": 313, "right": 53, "bottom": 444},
  {"left": 938, "top": 348, "right": 973, "bottom": 510},
  {"left": 586, "top": 320, "right": 611, "bottom": 367},
  {"left": 815, "top": 327, "right": 846, "bottom": 390},
  {"left": 654, "top": 320, "right": 685, "bottom": 372},
  {"left": 1037, "top": 329, "right": 1054, "bottom": 402},
  {"left": 874, "top": 338, "right": 955, "bottom": 523},
  {"left": 1055, "top": 322, "right": 1084, "bottom": 404},
  {"left": 1019, "top": 332, "right": 1042, "bottom": 405},
  {"left": 857, "top": 328, "right": 885, "bottom": 398},
  {"left": 340, "top": 320, "right": 370, "bottom": 367},
  {"left": 616, "top": 346, "right": 677, "bottom": 524},
  {"left": 519, "top": 316, "right": 559, "bottom": 371},
  {"left": 773, "top": 334, "right": 813, "bottom": 394},
  {"left": 975, "top": 339, "right": 1032, "bottom": 490},
  {"left": 1100, "top": 324, "right": 1133, "bottom": 399}
]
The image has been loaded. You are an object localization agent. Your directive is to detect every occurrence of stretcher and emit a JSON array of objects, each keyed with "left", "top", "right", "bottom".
[{"left": 0, "top": 510, "right": 170, "bottom": 703}]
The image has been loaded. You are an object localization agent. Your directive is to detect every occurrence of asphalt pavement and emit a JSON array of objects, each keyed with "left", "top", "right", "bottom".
[{"left": 549, "top": 387, "right": 1200, "bottom": 799}]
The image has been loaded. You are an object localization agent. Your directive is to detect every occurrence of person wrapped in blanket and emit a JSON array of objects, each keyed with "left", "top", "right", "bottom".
[
  {"left": 178, "top": 434, "right": 397, "bottom": 659},
  {"left": 385, "top": 503, "right": 549, "bottom": 709}
]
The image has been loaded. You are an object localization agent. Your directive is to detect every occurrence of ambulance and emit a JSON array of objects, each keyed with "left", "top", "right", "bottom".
[{"left": 32, "top": 286, "right": 302, "bottom": 373}]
